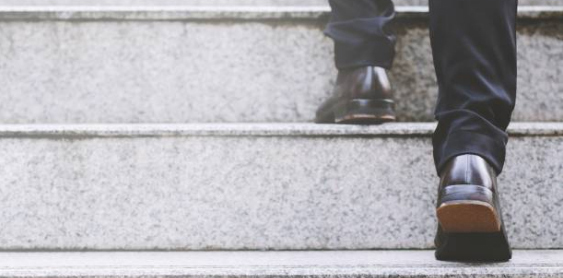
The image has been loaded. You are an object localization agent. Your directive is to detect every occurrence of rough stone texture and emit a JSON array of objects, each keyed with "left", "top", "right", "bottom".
[
  {"left": 0, "top": 0, "right": 560, "bottom": 7},
  {"left": 1, "top": 6, "right": 560, "bottom": 21},
  {"left": 0, "top": 8, "right": 562, "bottom": 123},
  {"left": 0, "top": 123, "right": 561, "bottom": 250},
  {"left": 0, "top": 122, "right": 562, "bottom": 136},
  {"left": 1, "top": 250, "right": 563, "bottom": 277}
]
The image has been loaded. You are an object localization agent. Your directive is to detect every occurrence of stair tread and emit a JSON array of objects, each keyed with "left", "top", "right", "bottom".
[
  {"left": 0, "top": 0, "right": 561, "bottom": 8},
  {"left": 1, "top": 251, "right": 562, "bottom": 277},
  {"left": 0, "top": 122, "right": 562, "bottom": 137},
  {"left": 0, "top": 5, "right": 562, "bottom": 20}
]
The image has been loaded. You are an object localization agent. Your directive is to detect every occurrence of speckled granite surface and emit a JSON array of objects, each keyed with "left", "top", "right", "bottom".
[
  {"left": 0, "top": 122, "right": 562, "bottom": 136},
  {"left": 0, "top": 251, "right": 563, "bottom": 277},
  {"left": 0, "top": 0, "right": 560, "bottom": 7},
  {"left": 0, "top": 7, "right": 561, "bottom": 123},
  {"left": 0, "top": 123, "right": 561, "bottom": 250}
]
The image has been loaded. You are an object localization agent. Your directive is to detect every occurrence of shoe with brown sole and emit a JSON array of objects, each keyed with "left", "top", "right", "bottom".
[{"left": 434, "top": 154, "right": 512, "bottom": 262}]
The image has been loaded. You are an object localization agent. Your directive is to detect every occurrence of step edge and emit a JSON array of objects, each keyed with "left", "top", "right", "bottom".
[
  {"left": 0, "top": 6, "right": 561, "bottom": 21},
  {"left": 0, "top": 251, "right": 562, "bottom": 278},
  {"left": 0, "top": 122, "right": 560, "bottom": 138},
  {"left": 2, "top": 267, "right": 563, "bottom": 277}
]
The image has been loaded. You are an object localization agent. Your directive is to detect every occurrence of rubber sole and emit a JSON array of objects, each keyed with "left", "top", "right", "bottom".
[
  {"left": 437, "top": 200, "right": 501, "bottom": 233},
  {"left": 315, "top": 99, "right": 396, "bottom": 125},
  {"left": 434, "top": 227, "right": 512, "bottom": 262},
  {"left": 434, "top": 185, "right": 511, "bottom": 262}
]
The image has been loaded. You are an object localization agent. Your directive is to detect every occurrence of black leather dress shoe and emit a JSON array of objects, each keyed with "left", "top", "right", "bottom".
[
  {"left": 315, "top": 66, "right": 395, "bottom": 124},
  {"left": 435, "top": 154, "right": 512, "bottom": 262}
]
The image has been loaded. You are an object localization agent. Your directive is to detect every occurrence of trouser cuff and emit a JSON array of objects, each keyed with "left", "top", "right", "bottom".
[
  {"left": 433, "top": 130, "right": 507, "bottom": 176},
  {"left": 324, "top": 18, "right": 396, "bottom": 70}
]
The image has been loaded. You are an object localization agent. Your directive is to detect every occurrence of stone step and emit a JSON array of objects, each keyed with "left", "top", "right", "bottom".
[
  {"left": 0, "top": 6, "right": 561, "bottom": 123},
  {"left": 0, "top": 0, "right": 560, "bottom": 7},
  {"left": 1, "top": 251, "right": 563, "bottom": 277},
  {"left": 0, "top": 122, "right": 561, "bottom": 250}
]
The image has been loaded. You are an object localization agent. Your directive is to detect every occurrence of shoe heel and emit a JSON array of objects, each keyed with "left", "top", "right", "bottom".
[
  {"left": 333, "top": 99, "right": 396, "bottom": 125},
  {"left": 436, "top": 185, "right": 501, "bottom": 233}
]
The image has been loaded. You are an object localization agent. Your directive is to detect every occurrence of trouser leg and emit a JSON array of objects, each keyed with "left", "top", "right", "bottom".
[
  {"left": 429, "top": 0, "right": 518, "bottom": 175},
  {"left": 324, "top": 0, "right": 397, "bottom": 70}
]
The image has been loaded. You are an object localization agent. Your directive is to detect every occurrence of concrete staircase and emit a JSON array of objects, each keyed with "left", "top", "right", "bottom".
[{"left": 0, "top": 2, "right": 562, "bottom": 277}]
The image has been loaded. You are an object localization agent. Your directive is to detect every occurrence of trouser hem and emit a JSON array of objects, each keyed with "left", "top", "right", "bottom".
[{"left": 434, "top": 130, "right": 506, "bottom": 176}]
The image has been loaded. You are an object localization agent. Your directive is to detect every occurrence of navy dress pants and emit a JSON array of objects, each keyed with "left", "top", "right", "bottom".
[{"left": 325, "top": 0, "right": 518, "bottom": 175}]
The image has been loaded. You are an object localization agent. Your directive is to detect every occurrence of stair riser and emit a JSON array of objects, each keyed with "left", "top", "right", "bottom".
[
  {"left": 0, "top": 12, "right": 561, "bottom": 123},
  {"left": 0, "top": 125, "right": 561, "bottom": 250}
]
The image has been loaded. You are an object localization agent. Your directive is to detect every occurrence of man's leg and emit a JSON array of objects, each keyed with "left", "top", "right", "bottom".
[
  {"left": 430, "top": 0, "right": 517, "bottom": 174},
  {"left": 316, "top": 0, "right": 397, "bottom": 124},
  {"left": 325, "top": 0, "right": 396, "bottom": 70},
  {"left": 429, "top": 0, "right": 517, "bottom": 261}
]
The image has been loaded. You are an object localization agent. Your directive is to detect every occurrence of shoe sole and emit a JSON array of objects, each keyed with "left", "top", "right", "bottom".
[
  {"left": 437, "top": 200, "right": 501, "bottom": 233},
  {"left": 315, "top": 99, "right": 396, "bottom": 125},
  {"left": 435, "top": 185, "right": 511, "bottom": 262},
  {"left": 434, "top": 226, "right": 512, "bottom": 262}
]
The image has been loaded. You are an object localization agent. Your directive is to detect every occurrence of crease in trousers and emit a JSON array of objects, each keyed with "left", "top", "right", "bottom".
[{"left": 324, "top": 0, "right": 518, "bottom": 175}]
